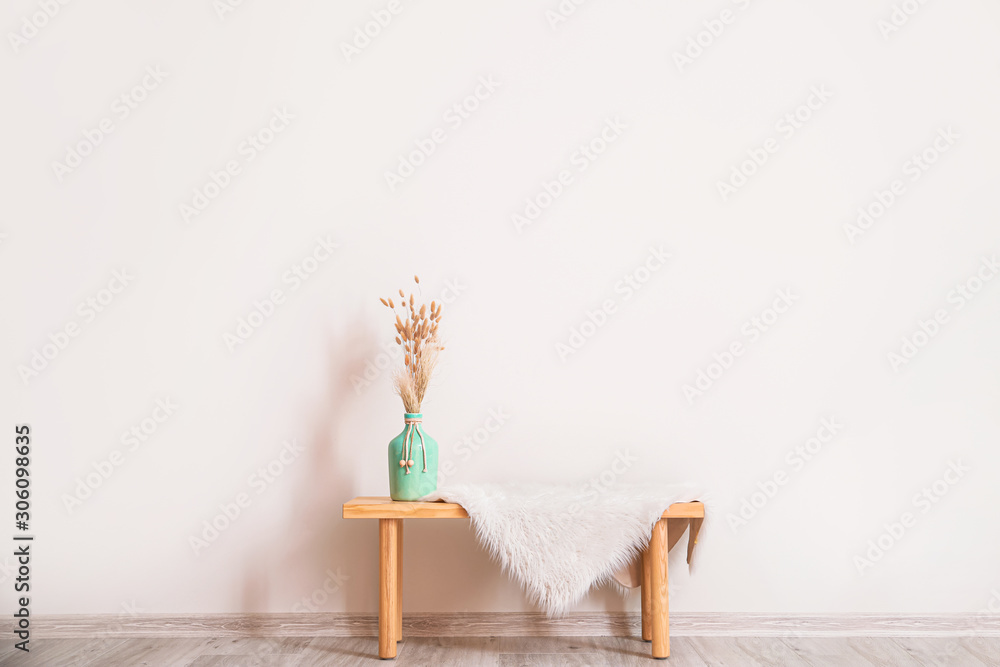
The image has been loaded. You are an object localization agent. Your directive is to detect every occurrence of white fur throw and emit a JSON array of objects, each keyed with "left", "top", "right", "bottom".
[{"left": 423, "top": 483, "right": 704, "bottom": 615}]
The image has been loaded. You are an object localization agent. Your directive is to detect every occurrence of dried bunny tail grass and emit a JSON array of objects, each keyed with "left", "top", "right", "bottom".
[
  {"left": 412, "top": 338, "right": 441, "bottom": 408},
  {"left": 385, "top": 280, "right": 445, "bottom": 412},
  {"left": 392, "top": 336, "right": 443, "bottom": 413},
  {"left": 380, "top": 297, "right": 389, "bottom": 307},
  {"left": 393, "top": 369, "right": 420, "bottom": 413}
]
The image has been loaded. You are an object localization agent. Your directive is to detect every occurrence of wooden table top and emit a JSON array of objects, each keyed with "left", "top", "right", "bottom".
[{"left": 343, "top": 496, "right": 704, "bottom": 519}]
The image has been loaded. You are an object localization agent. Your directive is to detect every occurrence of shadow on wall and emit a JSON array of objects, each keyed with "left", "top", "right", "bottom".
[{"left": 240, "top": 318, "right": 378, "bottom": 616}]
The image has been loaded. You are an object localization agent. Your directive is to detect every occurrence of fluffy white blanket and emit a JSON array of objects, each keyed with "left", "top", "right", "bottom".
[{"left": 423, "top": 483, "right": 704, "bottom": 615}]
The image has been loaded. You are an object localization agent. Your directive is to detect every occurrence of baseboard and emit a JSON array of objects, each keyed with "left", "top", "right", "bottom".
[{"left": 14, "top": 612, "right": 1000, "bottom": 639}]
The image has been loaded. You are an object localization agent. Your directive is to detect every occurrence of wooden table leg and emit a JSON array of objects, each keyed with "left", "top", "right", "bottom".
[
  {"left": 396, "top": 520, "right": 403, "bottom": 643},
  {"left": 650, "top": 518, "right": 669, "bottom": 659},
  {"left": 379, "top": 518, "right": 400, "bottom": 659},
  {"left": 640, "top": 548, "right": 652, "bottom": 642}
]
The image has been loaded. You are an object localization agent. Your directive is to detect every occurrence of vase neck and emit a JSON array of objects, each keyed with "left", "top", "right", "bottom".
[{"left": 404, "top": 412, "right": 423, "bottom": 424}]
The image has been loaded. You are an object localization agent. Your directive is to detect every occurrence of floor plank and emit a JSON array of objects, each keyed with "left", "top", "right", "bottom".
[
  {"left": 687, "top": 636, "right": 807, "bottom": 666},
  {"left": 846, "top": 636, "right": 921, "bottom": 666},
  {"left": 294, "top": 636, "right": 400, "bottom": 667},
  {"left": 780, "top": 637, "right": 874, "bottom": 666},
  {"left": 501, "top": 636, "right": 655, "bottom": 667},
  {"left": 0, "top": 644, "right": 18, "bottom": 664},
  {"left": 84, "top": 637, "right": 218, "bottom": 667},
  {"left": 732, "top": 637, "right": 808, "bottom": 665},
  {"left": 186, "top": 656, "right": 302, "bottom": 667},
  {"left": 397, "top": 636, "right": 500, "bottom": 667},
  {"left": 498, "top": 636, "right": 703, "bottom": 666},
  {"left": 960, "top": 636, "right": 1000, "bottom": 666},
  {"left": 2, "top": 637, "right": 128, "bottom": 667},
  {"left": 3, "top": 634, "right": 997, "bottom": 665},
  {"left": 194, "top": 637, "right": 312, "bottom": 656},
  {"left": 499, "top": 652, "right": 622, "bottom": 666},
  {"left": 890, "top": 636, "right": 984, "bottom": 666},
  {"left": 499, "top": 636, "right": 605, "bottom": 654},
  {"left": 181, "top": 637, "right": 311, "bottom": 667},
  {"left": 618, "top": 636, "right": 709, "bottom": 666}
]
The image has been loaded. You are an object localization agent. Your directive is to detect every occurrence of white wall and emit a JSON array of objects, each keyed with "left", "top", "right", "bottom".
[{"left": 2, "top": 0, "right": 999, "bottom": 617}]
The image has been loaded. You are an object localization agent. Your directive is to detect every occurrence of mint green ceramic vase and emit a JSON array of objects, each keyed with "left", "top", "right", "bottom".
[{"left": 388, "top": 413, "right": 438, "bottom": 501}]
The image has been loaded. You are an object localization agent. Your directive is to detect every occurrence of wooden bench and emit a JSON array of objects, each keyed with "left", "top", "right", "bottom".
[{"left": 343, "top": 496, "right": 705, "bottom": 659}]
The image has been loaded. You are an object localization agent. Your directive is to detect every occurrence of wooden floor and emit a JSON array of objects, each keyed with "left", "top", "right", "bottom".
[{"left": 2, "top": 635, "right": 998, "bottom": 666}]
